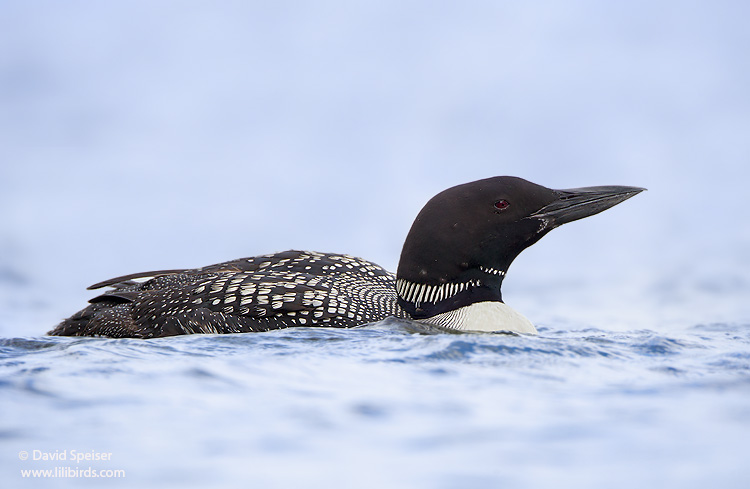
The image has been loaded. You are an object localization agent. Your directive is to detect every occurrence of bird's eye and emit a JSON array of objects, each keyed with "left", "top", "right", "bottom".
[{"left": 493, "top": 199, "right": 510, "bottom": 210}]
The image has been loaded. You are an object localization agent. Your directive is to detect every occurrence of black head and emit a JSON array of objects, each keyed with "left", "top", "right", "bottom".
[{"left": 396, "top": 176, "right": 645, "bottom": 318}]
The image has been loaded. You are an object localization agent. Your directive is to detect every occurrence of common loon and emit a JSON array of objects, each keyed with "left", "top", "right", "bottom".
[{"left": 49, "top": 176, "right": 644, "bottom": 338}]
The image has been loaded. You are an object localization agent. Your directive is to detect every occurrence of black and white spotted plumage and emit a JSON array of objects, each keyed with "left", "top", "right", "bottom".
[{"left": 49, "top": 251, "right": 406, "bottom": 338}]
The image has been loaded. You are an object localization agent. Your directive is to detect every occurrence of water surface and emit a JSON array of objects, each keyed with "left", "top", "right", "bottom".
[{"left": 2, "top": 319, "right": 749, "bottom": 488}]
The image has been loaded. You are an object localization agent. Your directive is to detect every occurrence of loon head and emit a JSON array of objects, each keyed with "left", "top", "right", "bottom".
[{"left": 396, "top": 176, "right": 645, "bottom": 327}]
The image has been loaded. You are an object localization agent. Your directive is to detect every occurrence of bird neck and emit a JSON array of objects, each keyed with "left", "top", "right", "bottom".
[{"left": 395, "top": 271, "right": 505, "bottom": 319}]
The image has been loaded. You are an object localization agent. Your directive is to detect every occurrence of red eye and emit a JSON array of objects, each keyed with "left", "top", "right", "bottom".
[{"left": 494, "top": 199, "right": 510, "bottom": 210}]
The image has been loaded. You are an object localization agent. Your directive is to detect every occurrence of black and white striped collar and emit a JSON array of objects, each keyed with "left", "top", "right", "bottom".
[
  {"left": 396, "top": 278, "right": 482, "bottom": 306},
  {"left": 395, "top": 266, "right": 506, "bottom": 320}
]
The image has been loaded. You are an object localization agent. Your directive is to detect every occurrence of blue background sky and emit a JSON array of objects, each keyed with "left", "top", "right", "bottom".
[{"left": 1, "top": 0, "right": 748, "bottom": 336}]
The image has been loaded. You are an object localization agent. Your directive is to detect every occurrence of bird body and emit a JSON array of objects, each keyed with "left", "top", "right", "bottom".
[
  {"left": 51, "top": 251, "right": 404, "bottom": 338},
  {"left": 49, "top": 177, "right": 644, "bottom": 338}
]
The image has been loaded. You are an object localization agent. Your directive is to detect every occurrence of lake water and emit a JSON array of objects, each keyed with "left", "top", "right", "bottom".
[{"left": 2, "top": 316, "right": 749, "bottom": 488}]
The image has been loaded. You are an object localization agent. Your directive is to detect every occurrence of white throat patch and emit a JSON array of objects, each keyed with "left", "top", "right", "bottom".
[{"left": 418, "top": 301, "right": 537, "bottom": 334}]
